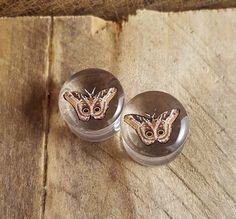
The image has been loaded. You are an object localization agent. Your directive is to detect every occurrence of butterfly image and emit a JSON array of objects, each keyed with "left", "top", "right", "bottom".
[
  {"left": 124, "top": 109, "right": 180, "bottom": 145},
  {"left": 63, "top": 87, "right": 117, "bottom": 121}
]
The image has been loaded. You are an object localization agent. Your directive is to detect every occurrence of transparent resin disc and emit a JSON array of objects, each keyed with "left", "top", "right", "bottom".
[
  {"left": 121, "top": 91, "right": 189, "bottom": 165},
  {"left": 59, "top": 68, "right": 124, "bottom": 142}
]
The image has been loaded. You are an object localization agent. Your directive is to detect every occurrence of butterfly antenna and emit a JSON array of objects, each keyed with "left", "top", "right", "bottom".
[
  {"left": 81, "top": 94, "right": 86, "bottom": 99},
  {"left": 145, "top": 112, "right": 154, "bottom": 121},
  {"left": 91, "top": 87, "right": 96, "bottom": 96},
  {"left": 84, "top": 89, "right": 92, "bottom": 97},
  {"left": 96, "top": 93, "right": 101, "bottom": 99}
]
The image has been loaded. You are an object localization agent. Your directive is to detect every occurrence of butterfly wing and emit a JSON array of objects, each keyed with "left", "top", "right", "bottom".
[
  {"left": 91, "top": 87, "right": 117, "bottom": 120},
  {"left": 124, "top": 109, "right": 180, "bottom": 145},
  {"left": 156, "top": 109, "right": 180, "bottom": 143},
  {"left": 124, "top": 114, "right": 157, "bottom": 145},
  {"left": 124, "top": 114, "right": 143, "bottom": 130},
  {"left": 63, "top": 91, "right": 91, "bottom": 121}
]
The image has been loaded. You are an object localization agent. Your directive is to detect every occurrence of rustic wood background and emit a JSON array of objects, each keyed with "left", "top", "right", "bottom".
[
  {"left": 0, "top": 0, "right": 236, "bottom": 20},
  {"left": 0, "top": 9, "right": 236, "bottom": 219}
]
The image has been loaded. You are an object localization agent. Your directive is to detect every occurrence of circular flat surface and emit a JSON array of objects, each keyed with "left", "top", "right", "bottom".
[
  {"left": 121, "top": 91, "right": 189, "bottom": 164},
  {"left": 59, "top": 68, "right": 124, "bottom": 132}
]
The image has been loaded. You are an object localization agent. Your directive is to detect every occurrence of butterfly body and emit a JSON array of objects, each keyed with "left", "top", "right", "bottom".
[
  {"left": 63, "top": 87, "right": 117, "bottom": 121},
  {"left": 124, "top": 109, "right": 179, "bottom": 145}
]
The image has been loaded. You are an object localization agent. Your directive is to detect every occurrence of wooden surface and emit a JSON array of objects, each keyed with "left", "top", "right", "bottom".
[
  {"left": 0, "top": 18, "right": 51, "bottom": 218},
  {"left": 1, "top": 0, "right": 236, "bottom": 20},
  {"left": 0, "top": 9, "right": 236, "bottom": 219}
]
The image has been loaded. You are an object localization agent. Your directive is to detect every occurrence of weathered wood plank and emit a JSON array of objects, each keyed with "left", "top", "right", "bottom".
[
  {"left": 0, "top": 0, "right": 236, "bottom": 20},
  {"left": 45, "top": 9, "right": 236, "bottom": 219},
  {"left": 0, "top": 18, "right": 51, "bottom": 218}
]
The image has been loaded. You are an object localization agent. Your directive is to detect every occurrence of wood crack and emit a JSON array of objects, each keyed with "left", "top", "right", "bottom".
[
  {"left": 168, "top": 165, "right": 215, "bottom": 218},
  {"left": 163, "top": 209, "right": 174, "bottom": 219},
  {"left": 97, "top": 145, "right": 145, "bottom": 185},
  {"left": 154, "top": 171, "right": 206, "bottom": 219},
  {"left": 160, "top": 14, "right": 236, "bottom": 97},
  {"left": 40, "top": 16, "right": 54, "bottom": 219},
  {"left": 97, "top": 145, "right": 195, "bottom": 218},
  {"left": 180, "top": 82, "right": 235, "bottom": 146}
]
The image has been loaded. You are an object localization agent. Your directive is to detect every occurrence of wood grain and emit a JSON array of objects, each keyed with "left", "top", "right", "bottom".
[
  {"left": 0, "top": 0, "right": 236, "bottom": 21},
  {"left": 0, "top": 18, "right": 51, "bottom": 218},
  {"left": 44, "top": 10, "right": 236, "bottom": 219},
  {"left": 0, "top": 9, "right": 236, "bottom": 219}
]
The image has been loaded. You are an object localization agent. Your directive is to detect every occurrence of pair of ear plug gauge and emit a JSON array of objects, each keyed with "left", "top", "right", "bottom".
[{"left": 59, "top": 68, "right": 189, "bottom": 166}]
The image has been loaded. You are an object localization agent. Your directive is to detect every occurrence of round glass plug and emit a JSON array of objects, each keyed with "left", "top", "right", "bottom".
[
  {"left": 121, "top": 91, "right": 189, "bottom": 166},
  {"left": 59, "top": 68, "right": 124, "bottom": 142}
]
